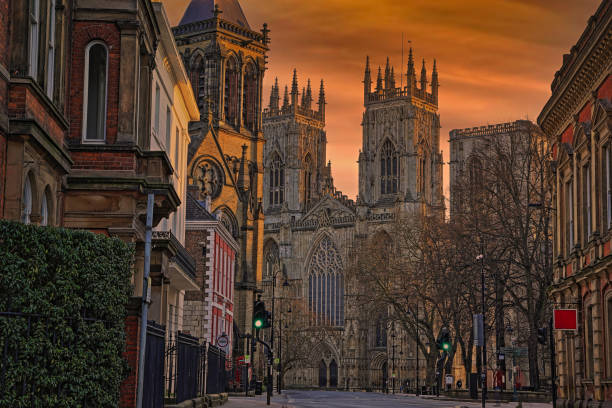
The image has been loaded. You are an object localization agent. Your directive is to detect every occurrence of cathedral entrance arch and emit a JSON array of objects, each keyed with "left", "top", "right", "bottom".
[
  {"left": 319, "top": 360, "right": 327, "bottom": 388},
  {"left": 329, "top": 360, "right": 338, "bottom": 388}
]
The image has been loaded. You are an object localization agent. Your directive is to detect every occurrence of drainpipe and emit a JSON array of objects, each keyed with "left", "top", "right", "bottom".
[{"left": 136, "top": 193, "right": 154, "bottom": 408}]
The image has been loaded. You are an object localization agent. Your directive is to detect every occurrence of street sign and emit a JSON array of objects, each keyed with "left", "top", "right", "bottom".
[
  {"left": 217, "top": 335, "right": 229, "bottom": 348},
  {"left": 554, "top": 309, "right": 578, "bottom": 331}
]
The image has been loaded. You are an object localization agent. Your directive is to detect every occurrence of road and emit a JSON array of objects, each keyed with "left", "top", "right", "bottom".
[{"left": 227, "top": 390, "right": 553, "bottom": 408}]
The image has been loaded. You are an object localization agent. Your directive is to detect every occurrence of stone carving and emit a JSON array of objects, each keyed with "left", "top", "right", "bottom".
[{"left": 196, "top": 160, "right": 223, "bottom": 200}]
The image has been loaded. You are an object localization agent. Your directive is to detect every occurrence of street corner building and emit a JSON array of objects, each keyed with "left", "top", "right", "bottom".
[
  {"left": 260, "top": 51, "right": 444, "bottom": 390},
  {"left": 538, "top": 1, "right": 612, "bottom": 406},
  {"left": 0, "top": 0, "right": 204, "bottom": 405},
  {"left": 172, "top": 0, "right": 269, "bottom": 359}
]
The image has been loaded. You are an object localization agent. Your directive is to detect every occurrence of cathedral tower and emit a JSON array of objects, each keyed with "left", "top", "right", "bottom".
[
  {"left": 262, "top": 71, "right": 329, "bottom": 214},
  {"left": 173, "top": 0, "right": 269, "bottom": 348},
  {"left": 358, "top": 51, "right": 443, "bottom": 213}
]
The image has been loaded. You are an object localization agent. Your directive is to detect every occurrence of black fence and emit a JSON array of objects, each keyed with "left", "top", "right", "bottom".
[
  {"left": 143, "top": 321, "right": 166, "bottom": 408},
  {"left": 206, "top": 344, "right": 227, "bottom": 395},
  {"left": 165, "top": 332, "right": 204, "bottom": 403}
]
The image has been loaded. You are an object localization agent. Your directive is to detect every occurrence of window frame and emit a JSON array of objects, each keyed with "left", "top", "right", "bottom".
[
  {"left": 45, "top": 0, "right": 56, "bottom": 98},
  {"left": 81, "top": 41, "right": 109, "bottom": 143},
  {"left": 21, "top": 175, "right": 33, "bottom": 225},
  {"left": 29, "top": 0, "right": 41, "bottom": 79}
]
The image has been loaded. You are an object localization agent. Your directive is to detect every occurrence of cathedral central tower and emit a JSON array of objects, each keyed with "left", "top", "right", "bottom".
[{"left": 359, "top": 50, "right": 443, "bottom": 213}]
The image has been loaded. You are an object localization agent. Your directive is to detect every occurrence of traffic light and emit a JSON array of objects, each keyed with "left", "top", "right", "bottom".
[
  {"left": 537, "top": 327, "right": 547, "bottom": 345},
  {"left": 253, "top": 300, "right": 266, "bottom": 330},
  {"left": 436, "top": 327, "right": 452, "bottom": 352}
]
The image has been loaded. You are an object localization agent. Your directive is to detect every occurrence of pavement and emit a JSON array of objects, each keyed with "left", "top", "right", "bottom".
[{"left": 226, "top": 390, "right": 554, "bottom": 408}]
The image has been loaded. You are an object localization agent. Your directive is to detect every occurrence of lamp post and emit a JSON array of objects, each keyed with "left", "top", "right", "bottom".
[
  {"left": 414, "top": 302, "right": 420, "bottom": 396},
  {"left": 391, "top": 325, "right": 396, "bottom": 394},
  {"left": 277, "top": 283, "right": 289, "bottom": 394},
  {"left": 477, "top": 253, "right": 486, "bottom": 408}
]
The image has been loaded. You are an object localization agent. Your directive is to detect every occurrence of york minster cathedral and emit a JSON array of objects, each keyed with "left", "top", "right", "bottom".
[{"left": 261, "top": 50, "right": 444, "bottom": 390}]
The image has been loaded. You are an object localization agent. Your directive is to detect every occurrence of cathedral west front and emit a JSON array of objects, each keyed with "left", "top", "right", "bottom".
[{"left": 261, "top": 50, "right": 444, "bottom": 390}]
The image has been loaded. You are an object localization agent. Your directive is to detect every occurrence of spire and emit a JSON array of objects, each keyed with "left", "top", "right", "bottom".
[
  {"left": 384, "top": 57, "right": 391, "bottom": 89},
  {"left": 390, "top": 67, "right": 396, "bottom": 89},
  {"left": 304, "top": 79, "right": 313, "bottom": 109},
  {"left": 376, "top": 67, "right": 383, "bottom": 92},
  {"left": 364, "top": 56, "right": 372, "bottom": 104},
  {"left": 282, "top": 85, "right": 289, "bottom": 109},
  {"left": 420, "top": 58, "right": 427, "bottom": 91},
  {"left": 237, "top": 144, "right": 248, "bottom": 193},
  {"left": 269, "top": 77, "right": 279, "bottom": 110},
  {"left": 301, "top": 86, "right": 306, "bottom": 107},
  {"left": 431, "top": 59, "right": 439, "bottom": 104},
  {"left": 291, "top": 69, "right": 299, "bottom": 108},
  {"left": 318, "top": 79, "right": 326, "bottom": 120},
  {"left": 407, "top": 47, "right": 416, "bottom": 88}
]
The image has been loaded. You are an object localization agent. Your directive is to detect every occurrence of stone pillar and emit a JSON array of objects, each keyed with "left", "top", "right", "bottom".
[{"left": 117, "top": 22, "right": 139, "bottom": 144}]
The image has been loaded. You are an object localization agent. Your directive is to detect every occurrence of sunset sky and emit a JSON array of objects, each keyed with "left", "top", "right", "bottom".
[{"left": 162, "top": 0, "right": 601, "bottom": 202}]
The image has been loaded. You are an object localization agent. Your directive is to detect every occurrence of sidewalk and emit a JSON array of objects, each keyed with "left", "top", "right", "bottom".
[{"left": 225, "top": 394, "right": 293, "bottom": 408}]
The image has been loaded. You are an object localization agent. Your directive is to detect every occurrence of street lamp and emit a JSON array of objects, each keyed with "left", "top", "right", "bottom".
[
  {"left": 277, "top": 280, "right": 289, "bottom": 395},
  {"left": 391, "top": 325, "right": 396, "bottom": 394},
  {"left": 476, "top": 253, "right": 487, "bottom": 408}
]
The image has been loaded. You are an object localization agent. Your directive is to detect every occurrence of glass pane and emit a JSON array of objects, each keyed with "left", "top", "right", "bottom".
[{"left": 86, "top": 44, "right": 107, "bottom": 140}]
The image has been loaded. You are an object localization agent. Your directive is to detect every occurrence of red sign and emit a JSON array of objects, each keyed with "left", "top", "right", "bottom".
[{"left": 554, "top": 309, "right": 578, "bottom": 331}]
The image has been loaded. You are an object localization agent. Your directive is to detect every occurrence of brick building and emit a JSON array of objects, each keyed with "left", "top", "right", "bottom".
[
  {"left": 183, "top": 191, "right": 238, "bottom": 356},
  {"left": 538, "top": 0, "right": 612, "bottom": 405},
  {"left": 2, "top": 0, "right": 202, "bottom": 405}
]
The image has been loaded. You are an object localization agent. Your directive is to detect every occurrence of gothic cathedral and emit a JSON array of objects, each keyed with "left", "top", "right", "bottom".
[
  {"left": 173, "top": 0, "right": 268, "bottom": 353},
  {"left": 262, "top": 50, "right": 444, "bottom": 389}
]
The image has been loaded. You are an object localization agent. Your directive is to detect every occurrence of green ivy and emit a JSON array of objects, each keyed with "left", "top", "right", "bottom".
[{"left": 0, "top": 221, "right": 134, "bottom": 407}]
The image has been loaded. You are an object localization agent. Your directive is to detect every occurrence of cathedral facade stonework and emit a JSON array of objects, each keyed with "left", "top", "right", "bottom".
[{"left": 262, "top": 51, "right": 444, "bottom": 390}]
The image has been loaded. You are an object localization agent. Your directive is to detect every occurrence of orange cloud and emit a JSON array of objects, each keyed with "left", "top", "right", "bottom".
[{"left": 163, "top": 0, "right": 601, "bottom": 201}]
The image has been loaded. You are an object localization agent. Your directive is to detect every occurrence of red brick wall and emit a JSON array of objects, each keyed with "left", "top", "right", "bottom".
[
  {"left": 578, "top": 101, "right": 592, "bottom": 123},
  {"left": 0, "top": 0, "right": 8, "bottom": 68},
  {"left": 71, "top": 151, "right": 136, "bottom": 171},
  {"left": 598, "top": 74, "right": 612, "bottom": 100},
  {"left": 8, "top": 84, "right": 66, "bottom": 145},
  {"left": 120, "top": 313, "right": 140, "bottom": 408},
  {"left": 69, "top": 22, "right": 120, "bottom": 144},
  {"left": 185, "top": 229, "right": 210, "bottom": 294}
]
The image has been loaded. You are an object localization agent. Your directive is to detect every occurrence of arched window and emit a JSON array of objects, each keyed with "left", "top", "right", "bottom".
[
  {"left": 224, "top": 57, "right": 239, "bottom": 127},
  {"left": 380, "top": 140, "right": 398, "bottom": 195},
  {"left": 21, "top": 174, "right": 33, "bottom": 224},
  {"left": 304, "top": 154, "right": 313, "bottom": 205},
  {"left": 269, "top": 154, "right": 284, "bottom": 207},
  {"left": 29, "top": 0, "right": 41, "bottom": 78},
  {"left": 375, "top": 317, "right": 387, "bottom": 347},
  {"left": 45, "top": 0, "right": 56, "bottom": 97},
  {"left": 308, "top": 236, "right": 344, "bottom": 326},
  {"left": 82, "top": 42, "right": 108, "bottom": 142},
  {"left": 242, "top": 63, "right": 258, "bottom": 132},
  {"left": 190, "top": 53, "right": 220, "bottom": 116},
  {"left": 190, "top": 55, "right": 204, "bottom": 106},
  {"left": 40, "top": 188, "right": 50, "bottom": 226},
  {"left": 263, "top": 240, "right": 279, "bottom": 280}
]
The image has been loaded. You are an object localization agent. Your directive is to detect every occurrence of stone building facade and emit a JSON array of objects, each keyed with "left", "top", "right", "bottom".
[
  {"left": 262, "top": 51, "right": 444, "bottom": 390},
  {"left": 538, "top": 1, "right": 612, "bottom": 405},
  {"left": 173, "top": 0, "right": 269, "bottom": 357},
  {"left": 2, "top": 0, "right": 201, "bottom": 405}
]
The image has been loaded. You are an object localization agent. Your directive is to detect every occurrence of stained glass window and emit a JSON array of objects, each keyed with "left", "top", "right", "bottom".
[{"left": 307, "top": 236, "right": 344, "bottom": 326}]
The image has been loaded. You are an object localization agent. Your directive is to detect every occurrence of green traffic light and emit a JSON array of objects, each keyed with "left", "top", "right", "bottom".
[
  {"left": 254, "top": 319, "right": 263, "bottom": 329},
  {"left": 442, "top": 343, "right": 450, "bottom": 351}
]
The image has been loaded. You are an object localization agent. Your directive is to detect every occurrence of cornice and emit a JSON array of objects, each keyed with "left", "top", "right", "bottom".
[{"left": 538, "top": 5, "right": 612, "bottom": 137}]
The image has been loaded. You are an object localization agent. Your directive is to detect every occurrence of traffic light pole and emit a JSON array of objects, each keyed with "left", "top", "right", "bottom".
[{"left": 254, "top": 330, "right": 274, "bottom": 406}]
